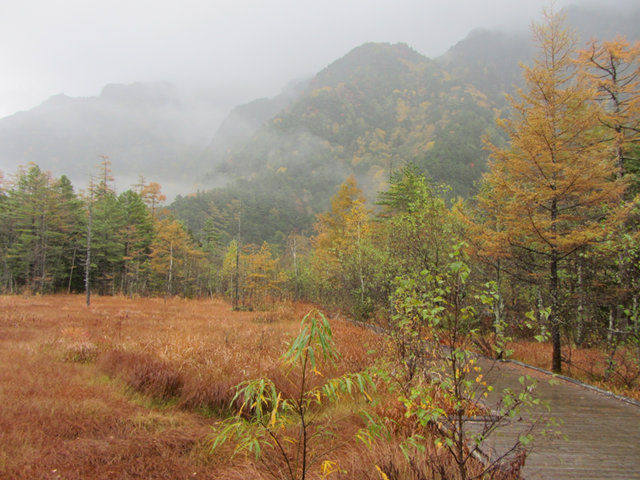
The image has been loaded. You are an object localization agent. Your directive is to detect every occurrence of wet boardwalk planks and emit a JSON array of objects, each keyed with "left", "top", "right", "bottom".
[{"left": 478, "top": 359, "right": 640, "bottom": 479}]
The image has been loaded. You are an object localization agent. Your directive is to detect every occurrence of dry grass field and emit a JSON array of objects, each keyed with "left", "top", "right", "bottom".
[
  {"left": 0, "top": 295, "right": 504, "bottom": 479},
  {"left": 507, "top": 340, "right": 640, "bottom": 401}
]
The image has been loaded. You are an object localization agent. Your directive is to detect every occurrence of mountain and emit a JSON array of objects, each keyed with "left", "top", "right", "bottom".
[
  {"left": 437, "top": 29, "right": 531, "bottom": 105},
  {"left": 178, "top": 2, "right": 640, "bottom": 246},
  {"left": 0, "top": 82, "right": 229, "bottom": 198},
  {"left": 206, "top": 42, "right": 498, "bottom": 201},
  {"left": 436, "top": 3, "right": 640, "bottom": 106},
  {"left": 564, "top": 3, "right": 640, "bottom": 43},
  {"left": 2, "top": 1, "right": 637, "bottom": 245},
  {"left": 172, "top": 42, "right": 502, "bottom": 246},
  {"left": 206, "top": 79, "right": 309, "bottom": 164}
]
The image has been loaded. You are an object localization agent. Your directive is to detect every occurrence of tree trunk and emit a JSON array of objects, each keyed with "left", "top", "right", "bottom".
[
  {"left": 85, "top": 201, "right": 92, "bottom": 307},
  {"left": 67, "top": 247, "right": 76, "bottom": 294},
  {"left": 167, "top": 240, "right": 173, "bottom": 297},
  {"left": 550, "top": 253, "right": 562, "bottom": 373}
]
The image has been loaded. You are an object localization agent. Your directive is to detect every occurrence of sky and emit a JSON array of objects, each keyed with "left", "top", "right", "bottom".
[{"left": 0, "top": 0, "right": 632, "bottom": 119}]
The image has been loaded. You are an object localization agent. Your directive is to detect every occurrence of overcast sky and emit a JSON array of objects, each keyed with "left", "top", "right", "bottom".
[{"left": 0, "top": 0, "right": 631, "bottom": 119}]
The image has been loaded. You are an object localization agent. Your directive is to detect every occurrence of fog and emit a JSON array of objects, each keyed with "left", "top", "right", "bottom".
[{"left": 0, "top": 0, "right": 631, "bottom": 119}]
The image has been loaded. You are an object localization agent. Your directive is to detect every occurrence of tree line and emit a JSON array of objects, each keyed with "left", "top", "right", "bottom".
[{"left": 0, "top": 160, "right": 204, "bottom": 297}]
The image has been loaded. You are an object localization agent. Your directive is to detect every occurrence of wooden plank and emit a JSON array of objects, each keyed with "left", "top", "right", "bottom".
[{"left": 477, "top": 359, "right": 640, "bottom": 479}]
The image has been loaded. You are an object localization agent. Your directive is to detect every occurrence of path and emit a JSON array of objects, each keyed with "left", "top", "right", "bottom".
[{"left": 477, "top": 359, "right": 640, "bottom": 479}]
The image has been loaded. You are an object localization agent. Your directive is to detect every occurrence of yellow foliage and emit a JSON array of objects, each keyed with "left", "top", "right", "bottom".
[{"left": 311, "top": 86, "right": 333, "bottom": 97}]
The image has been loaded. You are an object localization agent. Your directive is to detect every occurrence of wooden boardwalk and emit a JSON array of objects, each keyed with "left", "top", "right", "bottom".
[{"left": 477, "top": 359, "right": 640, "bottom": 479}]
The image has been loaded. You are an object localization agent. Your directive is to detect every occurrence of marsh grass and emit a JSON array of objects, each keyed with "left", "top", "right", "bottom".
[
  {"left": 0, "top": 294, "right": 512, "bottom": 479},
  {"left": 508, "top": 340, "right": 640, "bottom": 401}
]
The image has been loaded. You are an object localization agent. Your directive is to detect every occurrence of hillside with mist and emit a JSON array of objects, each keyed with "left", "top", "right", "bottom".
[
  {"left": 173, "top": 41, "right": 504, "bottom": 246},
  {"left": 0, "top": 82, "right": 229, "bottom": 197},
  {"left": 206, "top": 42, "right": 499, "bottom": 200},
  {"left": 184, "top": 2, "right": 640, "bottom": 246}
]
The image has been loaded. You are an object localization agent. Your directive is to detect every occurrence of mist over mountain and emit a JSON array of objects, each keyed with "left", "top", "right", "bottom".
[
  {"left": 168, "top": 41, "right": 503, "bottom": 245},
  {"left": 203, "top": 2, "right": 640, "bottom": 194},
  {"left": 206, "top": 79, "right": 309, "bottom": 161},
  {"left": 564, "top": 3, "right": 640, "bottom": 42},
  {"left": 0, "top": 82, "right": 231, "bottom": 198},
  {"left": 206, "top": 41, "right": 497, "bottom": 202},
  {"left": 176, "top": 2, "right": 639, "bottom": 244},
  {"left": 437, "top": 3, "right": 639, "bottom": 104}
]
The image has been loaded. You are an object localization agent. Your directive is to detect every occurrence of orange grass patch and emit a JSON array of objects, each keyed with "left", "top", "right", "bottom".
[
  {"left": 508, "top": 340, "right": 640, "bottom": 401},
  {"left": 0, "top": 295, "right": 513, "bottom": 479}
]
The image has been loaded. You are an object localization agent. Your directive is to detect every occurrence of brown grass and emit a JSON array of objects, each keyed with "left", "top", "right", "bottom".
[
  {"left": 508, "top": 340, "right": 640, "bottom": 401},
  {"left": 0, "top": 294, "right": 516, "bottom": 479}
]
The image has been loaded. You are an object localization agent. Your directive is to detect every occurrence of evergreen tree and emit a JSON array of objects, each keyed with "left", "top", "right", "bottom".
[
  {"left": 6, "top": 165, "right": 56, "bottom": 292},
  {"left": 118, "top": 190, "right": 154, "bottom": 295},
  {"left": 89, "top": 186, "right": 126, "bottom": 294},
  {"left": 50, "top": 175, "right": 85, "bottom": 292}
]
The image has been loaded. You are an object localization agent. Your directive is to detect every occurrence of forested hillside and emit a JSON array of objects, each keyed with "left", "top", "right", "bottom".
[
  {"left": 213, "top": 42, "right": 499, "bottom": 197},
  {"left": 176, "top": 42, "right": 503, "bottom": 246}
]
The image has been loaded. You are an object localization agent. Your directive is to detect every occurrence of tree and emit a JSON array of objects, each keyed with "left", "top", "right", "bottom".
[
  {"left": 314, "top": 175, "right": 368, "bottom": 252},
  {"left": 50, "top": 175, "right": 85, "bottom": 293},
  {"left": 242, "top": 241, "right": 287, "bottom": 308},
  {"left": 461, "top": 167, "right": 518, "bottom": 354},
  {"left": 578, "top": 37, "right": 640, "bottom": 186},
  {"left": 211, "top": 310, "right": 375, "bottom": 480},
  {"left": 150, "top": 217, "right": 203, "bottom": 296},
  {"left": 377, "top": 165, "right": 457, "bottom": 278},
  {"left": 141, "top": 181, "right": 166, "bottom": 218},
  {"left": 312, "top": 176, "right": 375, "bottom": 317},
  {"left": 118, "top": 190, "right": 154, "bottom": 295},
  {"left": 4, "top": 165, "right": 76, "bottom": 293},
  {"left": 5, "top": 165, "right": 51, "bottom": 292},
  {"left": 482, "top": 10, "right": 626, "bottom": 373},
  {"left": 95, "top": 155, "right": 114, "bottom": 197},
  {"left": 363, "top": 248, "right": 549, "bottom": 480},
  {"left": 0, "top": 170, "right": 10, "bottom": 291},
  {"left": 577, "top": 37, "right": 640, "bottom": 346},
  {"left": 0, "top": 166, "right": 86, "bottom": 294},
  {"left": 89, "top": 188, "right": 125, "bottom": 294}
]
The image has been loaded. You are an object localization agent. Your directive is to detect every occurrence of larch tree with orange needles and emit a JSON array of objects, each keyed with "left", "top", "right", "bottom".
[
  {"left": 312, "top": 176, "right": 374, "bottom": 316},
  {"left": 140, "top": 181, "right": 167, "bottom": 219},
  {"left": 150, "top": 217, "right": 203, "bottom": 297},
  {"left": 578, "top": 36, "right": 640, "bottom": 187},
  {"left": 576, "top": 37, "right": 640, "bottom": 347},
  {"left": 482, "top": 10, "right": 626, "bottom": 373}
]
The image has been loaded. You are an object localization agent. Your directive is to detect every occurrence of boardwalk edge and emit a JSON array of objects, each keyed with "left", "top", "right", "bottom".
[{"left": 503, "top": 359, "right": 640, "bottom": 408}]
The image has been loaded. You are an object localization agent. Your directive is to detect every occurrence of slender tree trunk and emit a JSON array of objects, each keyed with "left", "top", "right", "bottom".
[
  {"left": 167, "top": 240, "right": 173, "bottom": 297},
  {"left": 39, "top": 213, "right": 47, "bottom": 294},
  {"left": 576, "top": 262, "right": 585, "bottom": 346},
  {"left": 85, "top": 199, "right": 92, "bottom": 307},
  {"left": 550, "top": 193, "right": 562, "bottom": 373},
  {"left": 550, "top": 253, "right": 562, "bottom": 373},
  {"left": 357, "top": 221, "right": 365, "bottom": 305},
  {"left": 234, "top": 211, "right": 241, "bottom": 310},
  {"left": 290, "top": 236, "right": 299, "bottom": 300},
  {"left": 67, "top": 247, "right": 76, "bottom": 294}
]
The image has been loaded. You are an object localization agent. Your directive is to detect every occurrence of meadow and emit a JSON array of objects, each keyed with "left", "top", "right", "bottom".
[{"left": 0, "top": 295, "right": 504, "bottom": 480}]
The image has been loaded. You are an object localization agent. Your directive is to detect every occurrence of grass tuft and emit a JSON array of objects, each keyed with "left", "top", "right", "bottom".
[{"left": 98, "top": 350, "right": 184, "bottom": 401}]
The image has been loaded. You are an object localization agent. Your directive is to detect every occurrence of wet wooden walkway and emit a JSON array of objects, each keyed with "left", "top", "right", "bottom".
[{"left": 478, "top": 359, "right": 640, "bottom": 479}]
